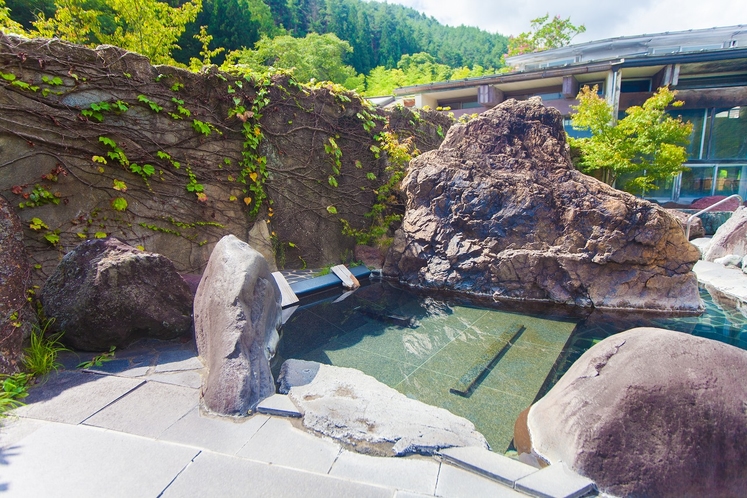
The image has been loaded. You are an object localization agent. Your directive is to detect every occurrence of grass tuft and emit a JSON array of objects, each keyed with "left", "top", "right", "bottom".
[{"left": 22, "top": 318, "right": 67, "bottom": 378}]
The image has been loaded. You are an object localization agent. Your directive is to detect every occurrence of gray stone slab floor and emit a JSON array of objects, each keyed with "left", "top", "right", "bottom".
[
  {"left": 82, "top": 381, "right": 198, "bottom": 438},
  {"left": 0, "top": 336, "right": 602, "bottom": 497},
  {"left": 1, "top": 422, "right": 199, "bottom": 497},
  {"left": 440, "top": 445, "right": 537, "bottom": 486},
  {"left": 514, "top": 463, "right": 596, "bottom": 498},
  {"left": 158, "top": 407, "right": 270, "bottom": 454},
  {"left": 436, "top": 462, "right": 527, "bottom": 498},
  {"left": 11, "top": 371, "right": 143, "bottom": 424},
  {"left": 330, "top": 450, "right": 441, "bottom": 495},
  {"left": 162, "top": 450, "right": 394, "bottom": 498},
  {"left": 236, "top": 416, "right": 342, "bottom": 474}
]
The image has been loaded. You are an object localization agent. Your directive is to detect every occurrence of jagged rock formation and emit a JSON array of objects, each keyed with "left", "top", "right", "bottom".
[
  {"left": 40, "top": 238, "right": 193, "bottom": 351},
  {"left": 194, "top": 235, "right": 281, "bottom": 415},
  {"left": 384, "top": 98, "right": 702, "bottom": 311},
  {"left": 524, "top": 327, "right": 747, "bottom": 497}
]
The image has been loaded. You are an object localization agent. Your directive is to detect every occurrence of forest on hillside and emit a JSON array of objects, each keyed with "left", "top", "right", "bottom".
[{"left": 4, "top": 0, "right": 509, "bottom": 95}]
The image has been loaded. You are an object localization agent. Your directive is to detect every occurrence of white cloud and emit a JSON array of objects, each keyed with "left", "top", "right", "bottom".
[{"left": 383, "top": 0, "right": 746, "bottom": 41}]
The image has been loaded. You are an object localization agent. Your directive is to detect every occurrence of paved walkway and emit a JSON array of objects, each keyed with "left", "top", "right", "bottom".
[{"left": 0, "top": 339, "right": 592, "bottom": 498}]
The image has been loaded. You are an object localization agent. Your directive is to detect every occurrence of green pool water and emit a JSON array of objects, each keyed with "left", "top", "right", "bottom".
[{"left": 273, "top": 281, "right": 747, "bottom": 452}]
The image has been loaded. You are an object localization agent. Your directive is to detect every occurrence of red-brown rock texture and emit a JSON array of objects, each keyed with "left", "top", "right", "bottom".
[{"left": 384, "top": 98, "right": 702, "bottom": 311}]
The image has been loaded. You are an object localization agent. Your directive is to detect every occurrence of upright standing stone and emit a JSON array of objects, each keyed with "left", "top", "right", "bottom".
[{"left": 194, "top": 235, "right": 282, "bottom": 416}]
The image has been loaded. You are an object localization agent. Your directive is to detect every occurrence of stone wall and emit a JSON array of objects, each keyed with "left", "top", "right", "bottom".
[{"left": 0, "top": 33, "right": 449, "bottom": 286}]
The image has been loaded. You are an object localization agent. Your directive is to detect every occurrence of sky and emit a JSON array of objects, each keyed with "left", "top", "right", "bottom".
[{"left": 386, "top": 0, "right": 747, "bottom": 41}]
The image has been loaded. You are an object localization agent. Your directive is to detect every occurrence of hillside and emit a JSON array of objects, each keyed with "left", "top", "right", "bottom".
[{"left": 7, "top": 0, "right": 508, "bottom": 73}]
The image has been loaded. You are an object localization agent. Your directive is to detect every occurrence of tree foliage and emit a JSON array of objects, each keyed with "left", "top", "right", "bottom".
[
  {"left": 364, "top": 52, "right": 491, "bottom": 96},
  {"left": 507, "top": 14, "right": 585, "bottom": 56},
  {"left": 569, "top": 85, "right": 693, "bottom": 194},
  {"left": 226, "top": 32, "right": 363, "bottom": 90},
  {"left": 0, "top": 0, "right": 25, "bottom": 34},
  {"left": 32, "top": 0, "right": 201, "bottom": 65}
]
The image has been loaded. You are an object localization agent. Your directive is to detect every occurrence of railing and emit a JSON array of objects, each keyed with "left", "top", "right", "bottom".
[{"left": 685, "top": 194, "right": 743, "bottom": 240}]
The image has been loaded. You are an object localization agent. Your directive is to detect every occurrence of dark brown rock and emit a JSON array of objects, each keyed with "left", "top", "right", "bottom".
[
  {"left": 525, "top": 327, "right": 747, "bottom": 497},
  {"left": 666, "top": 209, "right": 705, "bottom": 240},
  {"left": 194, "top": 235, "right": 282, "bottom": 416},
  {"left": 0, "top": 196, "right": 32, "bottom": 374},
  {"left": 40, "top": 238, "right": 193, "bottom": 351},
  {"left": 384, "top": 98, "right": 702, "bottom": 311},
  {"left": 354, "top": 245, "right": 384, "bottom": 268}
]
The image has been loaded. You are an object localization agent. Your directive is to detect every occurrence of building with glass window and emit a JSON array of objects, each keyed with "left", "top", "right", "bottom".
[{"left": 392, "top": 25, "right": 747, "bottom": 205}]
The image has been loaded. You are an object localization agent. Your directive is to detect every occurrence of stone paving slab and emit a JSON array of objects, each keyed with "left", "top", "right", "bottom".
[
  {"left": 154, "top": 349, "right": 203, "bottom": 373},
  {"left": 158, "top": 407, "right": 270, "bottom": 454},
  {"left": 162, "top": 450, "right": 394, "bottom": 498},
  {"left": 514, "top": 463, "right": 595, "bottom": 498},
  {"left": 439, "top": 446, "right": 537, "bottom": 486},
  {"left": 83, "top": 380, "right": 198, "bottom": 438},
  {"left": 256, "top": 393, "right": 303, "bottom": 417},
  {"left": 236, "top": 416, "right": 341, "bottom": 474},
  {"left": 329, "top": 450, "right": 440, "bottom": 495},
  {"left": 146, "top": 370, "right": 203, "bottom": 389},
  {"left": 11, "top": 371, "right": 143, "bottom": 424},
  {"left": 0, "top": 417, "right": 47, "bottom": 449},
  {"left": 1, "top": 422, "right": 199, "bottom": 497},
  {"left": 435, "top": 462, "right": 526, "bottom": 498}
]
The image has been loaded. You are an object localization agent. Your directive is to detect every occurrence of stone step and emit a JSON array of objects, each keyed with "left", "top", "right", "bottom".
[
  {"left": 514, "top": 463, "right": 596, "bottom": 498},
  {"left": 450, "top": 324, "right": 526, "bottom": 397}
]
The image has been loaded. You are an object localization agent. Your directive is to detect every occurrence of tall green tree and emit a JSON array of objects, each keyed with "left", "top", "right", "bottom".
[
  {"left": 4, "top": 0, "right": 55, "bottom": 30},
  {"left": 226, "top": 32, "right": 363, "bottom": 90},
  {"left": 174, "top": 0, "right": 279, "bottom": 65},
  {"left": 569, "top": 85, "right": 693, "bottom": 193},
  {"left": 0, "top": 0, "right": 25, "bottom": 33},
  {"left": 33, "top": 0, "right": 202, "bottom": 65},
  {"left": 507, "top": 14, "right": 585, "bottom": 56}
]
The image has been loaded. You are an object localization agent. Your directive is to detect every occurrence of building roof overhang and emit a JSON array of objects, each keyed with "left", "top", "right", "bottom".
[{"left": 393, "top": 47, "right": 747, "bottom": 97}]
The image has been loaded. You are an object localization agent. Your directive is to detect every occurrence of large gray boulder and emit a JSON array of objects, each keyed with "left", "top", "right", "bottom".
[
  {"left": 524, "top": 327, "right": 747, "bottom": 497},
  {"left": 704, "top": 206, "right": 747, "bottom": 262},
  {"left": 280, "top": 359, "right": 489, "bottom": 456},
  {"left": 41, "top": 238, "right": 193, "bottom": 351},
  {"left": 194, "top": 235, "right": 282, "bottom": 416},
  {"left": 384, "top": 98, "right": 702, "bottom": 311},
  {"left": 0, "top": 196, "right": 32, "bottom": 374}
]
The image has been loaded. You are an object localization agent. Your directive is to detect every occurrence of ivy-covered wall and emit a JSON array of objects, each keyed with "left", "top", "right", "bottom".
[{"left": 0, "top": 33, "right": 451, "bottom": 283}]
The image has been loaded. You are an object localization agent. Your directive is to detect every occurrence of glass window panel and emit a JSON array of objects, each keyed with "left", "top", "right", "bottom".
[
  {"left": 648, "top": 175, "right": 675, "bottom": 198},
  {"left": 669, "top": 109, "right": 707, "bottom": 159},
  {"left": 709, "top": 107, "right": 747, "bottom": 160},
  {"left": 714, "top": 166, "right": 742, "bottom": 196},
  {"left": 680, "top": 166, "right": 714, "bottom": 198}
]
